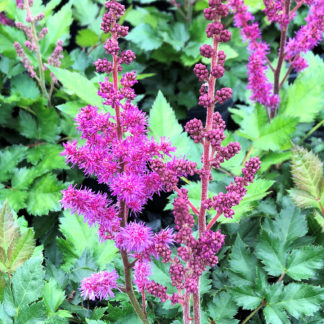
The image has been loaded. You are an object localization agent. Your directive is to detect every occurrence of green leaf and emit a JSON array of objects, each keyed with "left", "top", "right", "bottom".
[
  {"left": 26, "top": 144, "right": 68, "bottom": 174},
  {"left": 286, "top": 246, "right": 324, "bottom": 280},
  {"left": 208, "top": 292, "right": 239, "bottom": 323},
  {"left": 41, "top": 3, "right": 72, "bottom": 56},
  {"left": 10, "top": 74, "right": 40, "bottom": 100},
  {"left": 15, "top": 301, "right": 46, "bottom": 324},
  {"left": 0, "top": 146, "right": 28, "bottom": 182},
  {"left": 76, "top": 28, "right": 99, "bottom": 47},
  {"left": 58, "top": 211, "right": 117, "bottom": 270},
  {"left": 72, "top": 0, "right": 99, "bottom": 27},
  {"left": 160, "top": 22, "right": 190, "bottom": 51},
  {"left": 7, "top": 228, "right": 35, "bottom": 272},
  {"left": 255, "top": 231, "right": 286, "bottom": 277},
  {"left": 26, "top": 174, "right": 65, "bottom": 216},
  {"left": 42, "top": 278, "right": 65, "bottom": 314},
  {"left": 48, "top": 66, "right": 104, "bottom": 109},
  {"left": 228, "top": 285, "right": 262, "bottom": 310},
  {"left": 126, "top": 24, "right": 163, "bottom": 51},
  {"left": 266, "top": 283, "right": 324, "bottom": 321},
  {"left": 288, "top": 145, "right": 323, "bottom": 210},
  {"left": 228, "top": 235, "right": 258, "bottom": 286},
  {"left": 12, "top": 256, "right": 45, "bottom": 308},
  {"left": 148, "top": 91, "right": 201, "bottom": 163},
  {"left": 263, "top": 203, "right": 307, "bottom": 247},
  {"left": 18, "top": 106, "right": 60, "bottom": 142},
  {"left": 281, "top": 52, "right": 324, "bottom": 122},
  {"left": 253, "top": 115, "right": 298, "bottom": 151}
]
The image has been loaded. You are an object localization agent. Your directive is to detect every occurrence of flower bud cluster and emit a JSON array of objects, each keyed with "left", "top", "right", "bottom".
[
  {"left": 206, "top": 156, "right": 260, "bottom": 217},
  {"left": 193, "top": 0, "right": 233, "bottom": 109},
  {"left": 169, "top": 190, "right": 225, "bottom": 294},
  {"left": 14, "top": 1, "right": 63, "bottom": 83}
]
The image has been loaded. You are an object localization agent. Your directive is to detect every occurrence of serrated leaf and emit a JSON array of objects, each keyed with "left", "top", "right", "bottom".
[
  {"left": 0, "top": 146, "right": 28, "bottom": 182},
  {"left": 126, "top": 24, "right": 163, "bottom": 51},
  {"left": 43, "top": 278, "right": 65, "bottom": 314},
  {"left": 263, "top": 203, "right": 307, "bottom": 247},
  {"left": 11, "top": 168, "right": 38, "bottom": 190},
  {"left": 286, "top": 246, "right": 324, "bottom": 280},
  {"left": 0, "top": 201, "right": 19, "bottom": 255},
  {"left": 12, "top": 256, "right": 45, "bottom": 308},
  {"left": 229, "top": 235, "right": 258, "bottom": 286},
  {"left": 254, "top": 116, "right": 298, "bottom": 151},
  {"left": 76, "top": 28, "right": 99, "bottom": 47},
  {"left": 42, "top": 3, "right": 72, "bottom": 56},
  {"left": 58, "top": 211, "right": 117, "bottom": 270},
  {"left": 228, "top": 286, "right": 262, "bottom": 310},
  {"left": 281, "top": 52, "right": 324, "bottom": 122},
  {"left": 15, "top": 301, "right": 46, "bottom": 324},
  {"left": 26, "top": 174, "right": 65, "bottom": 216},
  {"left": 289, "top": 145, "right": 323, "bottom": 210},
  {"left": 7, "top": 228, "right": 35, "bottom": 272},
  {"left": 148, "top": 91, "right": 201, "bottom": 163},
  {"left": 48, "top": 66, "right": 104, "bottom": 109},
  {"left": 208, "top": 292, "right": 239, "bottom": 322},
  {"left": 278, "top": 283, "right": 324, "bottom": 319},
  {"left": 255, "top": 231, "right": 286, "bottom": 276}
]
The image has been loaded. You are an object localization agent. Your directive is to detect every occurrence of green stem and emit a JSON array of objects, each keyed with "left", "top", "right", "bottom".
[
  {"left": 298, "top": 119, "right": 324, "bottom": 144},
  {"left": 241, "top": 145, "right": 254, "bottom": 168},
  {"left": 241, "top": 302, "right": 264, "bottom": 324}
]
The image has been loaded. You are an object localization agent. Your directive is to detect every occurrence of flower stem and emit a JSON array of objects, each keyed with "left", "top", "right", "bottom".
[
  {"left": 206, "top": 211, "right": 221, "bottom": 230},
  {"left": 24, "top": 0, "right": 49, "bottom": 101},
  {"left": 272, "top": 0, "right": 291, "bottom": 118},
  {"left": 182, "top": 293, "right": 191, "bottom": 324}
]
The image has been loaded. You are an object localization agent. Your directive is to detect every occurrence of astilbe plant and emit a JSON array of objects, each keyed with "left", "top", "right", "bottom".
[
  {"left": 230, "top": 0, "right": 324, "bottom": 119},
  {"left": 61, "top": 1, "right": 260, "bottom": 323},
  {"left": 14, "top": 0, "right": 63, "bottom": 102}
]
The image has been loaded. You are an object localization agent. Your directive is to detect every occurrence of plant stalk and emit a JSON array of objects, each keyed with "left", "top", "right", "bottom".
[{"left": 24, "top": 0, "right": 49, "bottom": 101}]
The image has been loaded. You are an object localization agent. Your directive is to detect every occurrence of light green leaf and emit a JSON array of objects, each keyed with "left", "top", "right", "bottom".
[
  {"left": 281, "top": 52, "right": 324, "bottom": 122},
  {"left": 42, "top": 3, "right": 72, "bottom": 55},
  {"left": 26, "top": 174, "right": 65, "bottom": 216},
  {"left": 148, "top": 91, "right": 201, "bottom": 163},
  {"left": 43, "top": 278, "right": 65, "bottom": 314},
  {"left": 160, "top": 22, "right": 189, "bottom": 51},
  {"left": 0, "top": 146, "right": 28, "bottom": 182},
  {"left": 48, "top": 66, "right": 104, "bottom": 109},
  {"left": 72, "top": 0, "right": 99, "bottom": 27},
  {"left": 76, "top": 29, "right": 99, "bottom": 47},
  {"left": 58, "top": 211, "right": 117, "bottom": 270},
  {"left": 126, "top": 24, "right": 163, "bottom": 51}
]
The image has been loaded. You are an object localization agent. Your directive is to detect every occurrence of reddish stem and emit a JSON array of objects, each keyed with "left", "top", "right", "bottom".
[
  {"left": 182, "top": 293, "right": 191, "bottom": 324},
  {"left": 206, "top": 212, "right": 222, "bottom": 231},
  {"left": 142, "top": 289, "right": 147, "bottom": 317},
  {"left": 175, "top": 187, "right": 200, "bottom": 216}
]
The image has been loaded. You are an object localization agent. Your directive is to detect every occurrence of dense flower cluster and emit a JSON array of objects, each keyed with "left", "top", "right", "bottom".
[
  {"left": 80, "top": 270, "right": 119, "bottom": 300},
  {"left": 230, "top": 0, "right": 278, "bottom": 109},
  {"left": 230, "top": 0, "right": 324, "bottom": 111},
  {"left": 60, "top": 0, "right": 194, "bottom": 305}
]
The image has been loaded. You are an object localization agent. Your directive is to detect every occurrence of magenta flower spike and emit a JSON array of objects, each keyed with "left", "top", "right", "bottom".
[{"left": 230, "top": 0, "right": 324, "bottom": 118}]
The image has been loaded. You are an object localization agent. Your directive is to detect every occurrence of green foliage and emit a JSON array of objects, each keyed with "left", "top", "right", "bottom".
[
  {"left": 288, "top": 146, "right": 324, "bottom": 215},
  {"left": 57, "top": 211, "right": 118, "bottom": 271},
  {"left": 227, "top": 200, "right": 324, "bottom": 323},
  {"left": 281, "top": 52, "right": 324, "bottom": 123},
  {"left": 149, "top": 91, "right": 202, "bottom": 164},
  {"left": 0, "top": 201, "right": 35, "bottom": 274}
]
